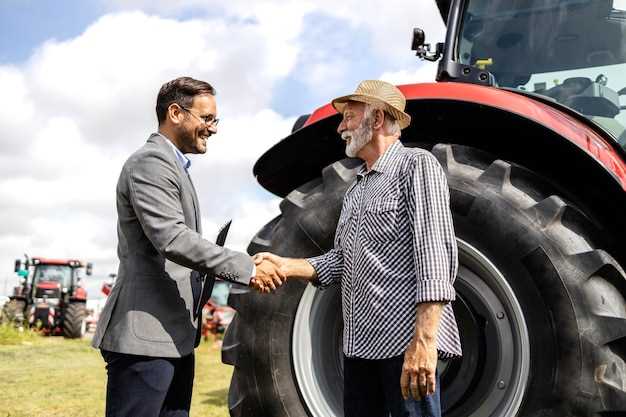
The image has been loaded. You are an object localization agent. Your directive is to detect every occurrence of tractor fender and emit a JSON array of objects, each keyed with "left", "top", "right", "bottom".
[
  {"left": 256, "top": 82, "right": 626, "bottom": 196},
  {"left": 70, "top": 286, "right": 87, "bottom": 302}
]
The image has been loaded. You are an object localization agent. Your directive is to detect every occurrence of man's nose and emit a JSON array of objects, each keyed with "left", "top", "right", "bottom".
[{"left": 337, "top": 120, "right": 346, "bottom": 134}]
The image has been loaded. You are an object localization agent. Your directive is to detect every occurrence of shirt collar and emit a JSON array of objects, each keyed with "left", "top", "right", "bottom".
[
  {"left": 358, "top": 140, "right": 403, "bottom": 176},
  {"left": 159, "top": 132, "right": 191, "bottom": 171}
]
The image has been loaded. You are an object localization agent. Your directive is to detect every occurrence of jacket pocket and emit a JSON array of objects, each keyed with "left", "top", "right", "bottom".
[
  {"left": 362, "top": 198, "right": 399, "bottom": 244},
  {"left": 131, "top": 277, "right": 193, "bottom": 343}
]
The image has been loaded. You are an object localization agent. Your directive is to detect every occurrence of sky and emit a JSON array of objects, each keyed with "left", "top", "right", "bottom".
[{"left": 0, "top": 0, "right": 446, "bottom": 299}]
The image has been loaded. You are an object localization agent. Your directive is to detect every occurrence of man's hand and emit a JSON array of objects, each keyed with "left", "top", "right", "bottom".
[
  {"left": 252, "top": 252, "right": 317, "bottom": 287},
  {"left": 400, "top": 337, "right": 438, "bottom": 401},
  {"left": 250, "top": 258, "right": 285, "bottom": 294},
  {"left": 253, "top": 252, "right": 286, "bottom": 269},
  {"left": 400, "top": 302, "right": 444, "bottom": 401}
]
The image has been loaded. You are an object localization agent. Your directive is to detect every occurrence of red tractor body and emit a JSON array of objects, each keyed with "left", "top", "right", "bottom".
[{"left": 303, "top": 82, "right": 626, "bottom": 189}]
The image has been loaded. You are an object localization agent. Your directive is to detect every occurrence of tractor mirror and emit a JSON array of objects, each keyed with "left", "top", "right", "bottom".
[
  {"left": 412, "top": 28, "right": 426, "bottom": 50},
  {"left": 14, "top": 259, "right": 21, "bottom": 272},
  {"left": 86, "top": 262, "right": 93, "bottom": 276},
  {"left": 411, "top": 28, "right": 443, "bottom": 62}
]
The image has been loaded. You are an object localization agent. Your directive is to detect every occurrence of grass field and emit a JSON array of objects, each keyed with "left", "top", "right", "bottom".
[{"left": 0, "top": 325, "right": 232, "bottom": 417}]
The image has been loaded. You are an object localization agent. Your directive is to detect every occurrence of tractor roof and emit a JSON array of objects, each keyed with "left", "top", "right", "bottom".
[{"left": 31, "top": 257, "right": 85, "bottom": 267}]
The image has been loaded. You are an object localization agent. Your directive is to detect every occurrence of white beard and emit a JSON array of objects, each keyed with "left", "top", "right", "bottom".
[{"left": 342, "top": 117, "right": 373, "bottom": 158}]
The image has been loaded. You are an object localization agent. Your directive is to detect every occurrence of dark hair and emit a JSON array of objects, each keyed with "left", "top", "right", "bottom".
[{"left": 156, "top": 77, "right": 216, "bottom": 124}]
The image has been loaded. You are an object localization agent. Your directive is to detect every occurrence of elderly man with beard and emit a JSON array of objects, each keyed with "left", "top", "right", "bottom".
[{"left": 254, "top": 80, "right": 461, "bottom": 417}]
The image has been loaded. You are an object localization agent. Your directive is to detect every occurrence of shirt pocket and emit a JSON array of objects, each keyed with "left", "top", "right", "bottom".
[
  {"left": 335, "top": 210, "right": 352, "bottom": 247},
  {"left": 362, "top": 198, "right": 399, "bottom": 244}
]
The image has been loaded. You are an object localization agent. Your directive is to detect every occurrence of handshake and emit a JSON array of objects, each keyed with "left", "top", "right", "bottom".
[{"left": 249, "top": 252, "right": 287, "bottom": 294}]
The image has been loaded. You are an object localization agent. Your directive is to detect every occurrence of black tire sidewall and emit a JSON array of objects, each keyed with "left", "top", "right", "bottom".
[
  {"left": 449, "top": 182, "right": 580, "bottom": 415},
  {"left": 63, "top": 302, "right": 86, "bottom": 339}
]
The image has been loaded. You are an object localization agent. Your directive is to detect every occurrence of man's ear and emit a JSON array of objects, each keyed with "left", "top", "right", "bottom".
[
  {"left": 373, "top": 108, "right": 385, "bottom": 130},
  {"left": 168, "top": 103, "right": 185, "bottom": 125}
]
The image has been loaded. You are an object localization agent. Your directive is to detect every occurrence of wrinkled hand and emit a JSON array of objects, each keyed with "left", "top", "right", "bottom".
[
  {"left": 250, "top": 257, "right": 286, "bottom": 294},
  {"left": 400, "top": 339, "right": 438, "bottom": 401},
  {"left": 253, "top": 252, "right": 286, "bottom": 269}
]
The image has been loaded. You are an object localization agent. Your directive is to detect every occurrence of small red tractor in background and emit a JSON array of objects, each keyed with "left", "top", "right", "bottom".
[
  {"left": 201, "top": 281, "right": 236, "bottom": 343},
  {"left": 1, "top": 255, "right": 93, "bottom": 338},
  {"left": 96, "top": 272, "right": 235, "bottom": 342},
  {"left": 100, "top": 273, "right": 116, "bottom": 297}
]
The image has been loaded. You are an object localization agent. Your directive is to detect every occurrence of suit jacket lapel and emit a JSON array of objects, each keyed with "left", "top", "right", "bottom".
[
  {"left": 150, "top": 134, "right": 206, "bottom": 317},
  {"left": 150, "top": 134, "right": 201, "bottom": 233},
  {"left": 184, "top": 172, "right": 202, "bottom": 234}
]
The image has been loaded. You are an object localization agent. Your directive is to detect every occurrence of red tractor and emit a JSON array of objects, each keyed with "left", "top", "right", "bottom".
[
  {"left": 1, "top": 256, "right": 93, "bottom": 338},
  {"left": 201, "top": 281, "right": 237, "bottom": 343},
  {"left": 222, "top": 1, "right": 626, "bottom": 416}
]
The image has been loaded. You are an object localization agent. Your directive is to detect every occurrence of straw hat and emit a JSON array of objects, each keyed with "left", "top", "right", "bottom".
[{"left": 332, "top": 80, "right": 411, "bottom": 129}]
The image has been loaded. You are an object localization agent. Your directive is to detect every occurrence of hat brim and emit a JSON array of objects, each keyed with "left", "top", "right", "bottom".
[{"left": 332, "top": 94, "right": 411, "bottom": 129}]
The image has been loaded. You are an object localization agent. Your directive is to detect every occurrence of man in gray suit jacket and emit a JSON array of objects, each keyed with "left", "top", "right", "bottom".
[{"left": 92, "top": 77, "right": 283, "bottom": 417}]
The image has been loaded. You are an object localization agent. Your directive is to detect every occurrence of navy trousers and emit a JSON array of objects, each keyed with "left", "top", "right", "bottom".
[
  {"left": 344, "top": 355, "right": 441, "bottom": 417},
  {"left": 101, "top": 350, "right": 195, "bottom": 417}
]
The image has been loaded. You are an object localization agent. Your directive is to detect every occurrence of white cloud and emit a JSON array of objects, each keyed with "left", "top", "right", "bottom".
[
  {"left": 201, "top": 197, "right": 281, "bottom": 254},
  {"left": 101, "top": 0, "right": 447, "bottom": 96},
  {"left": 0, "top": 11, "right": 299, "bottom": 295},
  {"left": 309, "top": 0, "right": 446, "bottom": 64},
  {"left": 105, "top": 0, "right": 447, "bottom": 55},
  {"left": 379, "top": 63, "right": 439, "bottom": 85}
]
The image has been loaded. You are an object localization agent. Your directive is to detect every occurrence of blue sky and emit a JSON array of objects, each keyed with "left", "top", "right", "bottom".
[
  {"left": 0, "top": 0, "right": 106, "bottom": 63},
  {"left": 0, "top": 1, "right": 445, "bottom": 298}
]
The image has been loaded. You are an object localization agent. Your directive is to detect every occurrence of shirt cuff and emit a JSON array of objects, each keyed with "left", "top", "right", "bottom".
[
  {"left": 306, "top": 255, "right": 335, "bottom": 288},
  {"left": 415, "top": 279, "right": 456, "bottom": 304}
]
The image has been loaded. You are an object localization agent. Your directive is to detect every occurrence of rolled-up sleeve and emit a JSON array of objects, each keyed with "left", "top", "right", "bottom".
[
  {"left": 407, "top": 154, "right": 458, "bottom": 303},
  {"left": 306, "top": 248, "right": 344, "bottom": 289}
]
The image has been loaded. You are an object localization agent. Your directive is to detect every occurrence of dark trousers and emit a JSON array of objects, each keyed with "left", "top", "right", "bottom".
[
  {"left": 344, "top": 355, "right": 441, "bottom": 417},
  {"left": 101, "top": 350, "right": 195, "bottom": 417}
]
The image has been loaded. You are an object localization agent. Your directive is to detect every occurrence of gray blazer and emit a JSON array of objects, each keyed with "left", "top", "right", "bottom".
[{"left": 92, "top": 133, "right": 253, "bottom": 357}]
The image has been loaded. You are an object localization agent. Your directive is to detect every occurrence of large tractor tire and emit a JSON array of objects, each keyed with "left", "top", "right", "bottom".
[
  {"left": 63, "top": 302, "right": 87, "bottom": 339},
  {"left": 1, "top": 299, "right": 26, "bottom": 328},
  {"left": 223, "top": 144, "right": 626, "bottom": 417}
]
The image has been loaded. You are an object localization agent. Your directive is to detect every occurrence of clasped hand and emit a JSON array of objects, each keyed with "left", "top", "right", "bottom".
[{"left": 250, "top": 252, "right": 286, "bottom": 294}]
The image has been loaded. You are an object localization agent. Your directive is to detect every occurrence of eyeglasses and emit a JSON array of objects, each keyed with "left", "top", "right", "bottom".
[{"left": 181, "top": 106, "right": 220, "bottom": 127}]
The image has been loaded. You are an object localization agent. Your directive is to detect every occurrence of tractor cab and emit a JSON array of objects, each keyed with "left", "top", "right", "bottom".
[
  {"left": 15, "top": 257, "right": 92, "bottom": 303},
  {"left": 31, "top": 263, "right": 73, "bottom": 300},
  {"left": 417, "top": 0, "right": 626, "bottom": 145}
]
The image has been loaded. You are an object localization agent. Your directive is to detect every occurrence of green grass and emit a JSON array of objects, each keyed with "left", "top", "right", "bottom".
[
  {"left": 0, "top": 323, "right": 41, "bottom": 346},
  {"left": 0, "top": 330, "right": 233, "bottom": 417}
]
